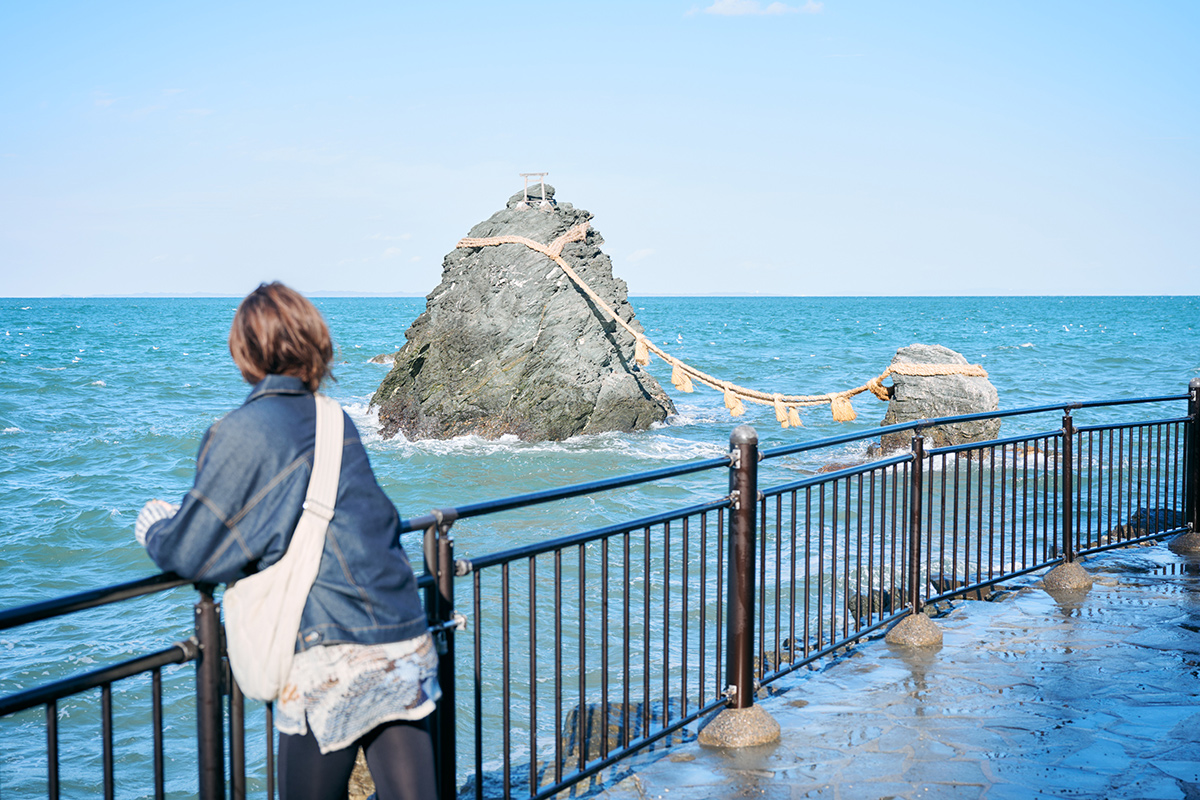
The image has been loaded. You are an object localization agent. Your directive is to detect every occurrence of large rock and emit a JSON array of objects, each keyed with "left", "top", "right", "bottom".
[
  {"left": 880, "top": 344, "right": 999, "bottom": 453},
  {"left": 371, "top": 185, "right": 674, "bottom": 441}
]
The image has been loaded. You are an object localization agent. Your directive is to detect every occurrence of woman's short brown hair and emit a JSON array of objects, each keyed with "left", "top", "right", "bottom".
[{"left": 229, "top": 282, "right": 334, "bottom": 392}]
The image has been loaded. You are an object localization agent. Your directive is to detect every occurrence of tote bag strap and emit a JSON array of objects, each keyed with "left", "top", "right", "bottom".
[{"left": 303, "top": 393, "right": 343, "bottom": 526}]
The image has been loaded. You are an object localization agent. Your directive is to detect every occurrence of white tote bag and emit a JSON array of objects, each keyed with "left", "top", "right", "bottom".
[{"left": 223, "top": 393, "right": 343, "bottom": 702}]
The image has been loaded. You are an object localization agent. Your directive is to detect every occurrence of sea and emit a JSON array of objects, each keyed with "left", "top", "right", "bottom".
[{"left": 1, "top": 295, "right": 1198, "bottom": 796}]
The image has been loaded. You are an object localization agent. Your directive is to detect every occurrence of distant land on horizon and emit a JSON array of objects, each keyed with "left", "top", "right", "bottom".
[{"left": 5, "top": 292, "right": 1199, "bottom": 300}]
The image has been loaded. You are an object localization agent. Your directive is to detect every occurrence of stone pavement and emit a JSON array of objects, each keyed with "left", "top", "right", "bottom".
[{"left": 588, "top": 544, "right": 1200, "bottom": 800}]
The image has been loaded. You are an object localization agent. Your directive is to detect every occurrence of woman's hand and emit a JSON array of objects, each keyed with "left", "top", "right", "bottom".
[{"left": 135, "top": 499, "right": 180, "bottom": 547}]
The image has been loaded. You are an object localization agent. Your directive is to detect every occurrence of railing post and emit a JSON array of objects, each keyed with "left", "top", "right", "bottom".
[
  {"left": 1172, "top": 379, "right": 1200, "bottom": 554},
  {"left": 725, "top": 425, "right": 758, "bottom": 710},
  {"left": 907, "top": 435, "right": 925, "bottom": 613},
  {"left": 699, "top": 425, "right": 778, "bottom": 747},
  {"left": 194, "top": 584, "right": 225, "bottom": 800},
  {"left": 1062, "top": 412, "right": 1076, "bottom": 563},
  {"left": 424, "top": 510, "right": 459, "bottom": 800},
  {"left": 1188, "top": 379, "right": 1200, "bottom": 536},
  {"left": 884, "top": 433, "right": 942, "bottom": 646}
]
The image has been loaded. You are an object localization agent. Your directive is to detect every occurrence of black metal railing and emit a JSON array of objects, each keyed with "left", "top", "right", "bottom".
[{"left": 3, "top": 380, "right": 1198, "bottom": 800}]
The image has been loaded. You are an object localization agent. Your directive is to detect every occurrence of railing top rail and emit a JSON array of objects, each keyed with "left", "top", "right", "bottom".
[
  {"left": 399, "top": 454, "right": 730, "bottom": 533},
  {"left": 760, "top": 393, "right": 1189, "bottom": 461},
  {"left": 0, "top": 572, "right": 193, "bottom": 632},
  {"left": 465, "top": 496, "right": 731, "bottom": 571},
  {"left": 925, "top": 428, "right": 1064, "bottom": 457},
  {"left": 763, "top": 453, "right": 912, "bottom": 496},
  {"left": 1074, "top": 415, "right": 1191, "bottom": 434}
]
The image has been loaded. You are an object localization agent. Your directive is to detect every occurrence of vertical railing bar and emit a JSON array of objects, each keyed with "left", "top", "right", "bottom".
[
  {"left": 601, "top": 537, "right": 610, "bottom": 759},
  {"left": 789, "top": 491, "right": 798, "bottom": 654},
  {"left": 758, "top": 498, "right": 767, "bottom": 681},
  {"left": 1086, "top": 431, "right": 1094, "bottom": 550},
  {"left": 230, "top": 670, "right": 245, "bottom": 800},
  {"left": 866, "top": 473, "right": 875, "bottom": 627},
  {"left": 830, "top": 479, "right": 839, "bottom": 646},
  {"left": 642, "top": 526, "right": 651, "bottom": 738},
  {"left": 987, "top": 447, "right": 996, "bottom": 582},
  {"left": 804, "top": 487, "right": 812, "bottom": 659},
  {"left": 999, "top": 443, "right": 1008, "bottom": 577},
  {"left": 47, "top": 699, "right": 60, "bottom": 800},
  {"left": 472, "top": 572, "right": 484, "bottom": 800},
  {"left": 952, "top": 454, "right": 960, "bottom": 592},
  {"left": 681, "top": 516, "right": 689, "bottom": 719},
  {"left": 554, "top": 550, "right": 564, "bottom": 785},
  {"left": 265, "top": 702, "right": 275, "bottom": 800},
  {"left": 1106, "top": 428, "right": 1115, "bottom": 547},
  {"left": 661, "top": 523, "right": 670, "bottom": 727},
  {"left": 1021, "top": 441, "right": 1029, "bottom": 570},
  {"left": 716, "top": 508, "right": 724, "bottom": 702},
  {"left": 152, "top": 669, "right": 164, "bottom": 800},
  {"left": 964, "top": 453, "right": 973, "bottom": 591},
  {"left": 1136, "top": 426, "right": 1144, "bottom": 533},
  {"left": 622, "top": 532, "right": 631, "bottom": 749},
  {"left": 529, "top": 558, "right": 538, "bottom": 795},
  {"left": 699, "top": 513, "right": 708, "bottom": 709},
  {"left": 843, "top": 476, "right": 851, "bottom": 640},
  {"left": 938, "top": 453, "right": 948, "bottom": 596},
  {"left": 817, "top": 483, "right": 826, "bottom": 650},
  {"left": 578, "top": 543, "right": 588, "bottom": 771},
  {"left": 775, "top": 495, "right": 783, "bottom": 668},
  {"left": 501, "top": 563, "right": 511, "bottom": 796},
  {"left": 1117, "top": 427, "right": 1126, "bottom": 543},
  {"left": 102, "top": 682, "right": 114, "bottom": 800},
  {"left": 855, "top": 472, "right": 864, "bottom": 632}
]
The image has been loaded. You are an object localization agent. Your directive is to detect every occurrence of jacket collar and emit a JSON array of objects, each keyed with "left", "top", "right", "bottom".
[{"left": 245, "top": 374, "right": 310, "bottom": 403}]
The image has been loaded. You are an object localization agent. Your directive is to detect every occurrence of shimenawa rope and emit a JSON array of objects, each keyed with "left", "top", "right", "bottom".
[{"left": 456, "top": 223, "right": 988, "bottom": 428}]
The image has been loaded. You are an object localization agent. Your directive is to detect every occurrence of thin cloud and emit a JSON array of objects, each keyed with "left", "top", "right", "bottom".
[
  {"left": 627, "top": 248, "right": 655, "bottom": 262},
  {"left": 382, "top": 247, "right": 404, "bottom": 258},
  {"left": 702, "top": 0, "right": 822, "bottom": 15}
]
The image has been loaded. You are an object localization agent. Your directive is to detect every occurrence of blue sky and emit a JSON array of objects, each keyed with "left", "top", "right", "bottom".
[{"left": 2, "top": 1, "right": 1197, "bottom": 297}]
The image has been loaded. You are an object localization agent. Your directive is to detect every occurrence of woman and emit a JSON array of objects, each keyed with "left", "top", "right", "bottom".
[{"left": 135, "top": 282, "right": 438, "bottom": 800}]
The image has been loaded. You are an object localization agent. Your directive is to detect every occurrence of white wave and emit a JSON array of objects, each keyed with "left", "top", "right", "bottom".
[
  {"left": 2, "top": 427, "right": 21, "bottom": 434},
  {"left": 91, "top": 380, "right": 106, "bottom": 387},
  {"left": 35, "top": 366, "right": 66, "bottom": 371},
  {"left": 346, "top": 397, "right": 726, "bottom": 461}
]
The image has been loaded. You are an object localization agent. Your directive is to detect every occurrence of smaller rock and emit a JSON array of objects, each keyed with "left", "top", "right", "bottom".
[
  {"left": 368, "top": 353, "right": 395, "bottom": 365},
  {"left": 885, "top": 612, "right": 943, "bottom": 647},
  {"left": 880, "top": 344, "right": 999, "bottom": 454}
]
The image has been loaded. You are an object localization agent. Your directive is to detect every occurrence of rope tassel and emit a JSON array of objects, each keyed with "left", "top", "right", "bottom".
[
  {"left": 671, "top": 360, "right": 694, "bottom": 393},
  {"left": 787, "top": 406, "right": 803, "bottom": 427},
  {"left": 830, "top": 395, "right": 856, "bottom": 422},
  {"left": 633, "top": 337, "right": 650, "bottom": 366},
  {"left": 724, "top": 384, "right": 746, "bottom": 417},
  {"left": 773, "top": 394, "right": 788, "bottom": 427}
]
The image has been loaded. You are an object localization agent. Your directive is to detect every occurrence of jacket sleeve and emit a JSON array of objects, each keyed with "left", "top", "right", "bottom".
[{"left": 143, "top": 417, "right": 268, "bottom": 584}]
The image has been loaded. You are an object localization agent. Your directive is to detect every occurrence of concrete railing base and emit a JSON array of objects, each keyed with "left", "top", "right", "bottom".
[
  {"left": 698, "top": 704, "right": 780, "bottom": 748},
  {"left": 1168, "top": 530, "right": 1200, "bottom": 555},
  {"left": 1043, "top": 561, "right": 1093, "bottom": 593},
  {"left": 885, "top": 612, "right": 943, "bottom": 647}
]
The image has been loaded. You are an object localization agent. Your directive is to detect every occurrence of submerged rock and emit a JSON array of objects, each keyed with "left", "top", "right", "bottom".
[
  {"left": 370, "top": 185, "right": 674, "bottom": 441},
  {"left": 880, "top": 344, "right": 999, "bottom": 453}
]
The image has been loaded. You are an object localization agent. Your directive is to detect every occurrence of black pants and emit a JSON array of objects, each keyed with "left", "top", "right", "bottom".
[{"left": 278, "top": 718, "right": 437, "bottom": 800}]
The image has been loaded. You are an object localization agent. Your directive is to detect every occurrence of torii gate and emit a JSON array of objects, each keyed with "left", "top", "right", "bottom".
[{"left": 516, "top": 172, "right": 554, "bottom": 210}]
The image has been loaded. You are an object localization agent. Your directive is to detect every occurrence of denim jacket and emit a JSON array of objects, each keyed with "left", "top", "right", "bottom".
[{"left": 144, "top": 375, "right": 428, "bottom": 651}]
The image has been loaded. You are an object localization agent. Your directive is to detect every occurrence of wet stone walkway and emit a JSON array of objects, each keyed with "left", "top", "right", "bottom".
[{"left": 588, "top": 544, "right": 1200, "bottom": 800}]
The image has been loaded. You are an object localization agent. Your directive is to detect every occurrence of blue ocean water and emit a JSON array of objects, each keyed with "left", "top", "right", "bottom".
[{"left": 1, "top": 295, "right": 1197, "bottom": 795}]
